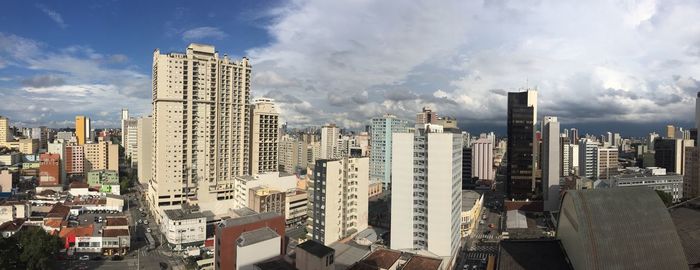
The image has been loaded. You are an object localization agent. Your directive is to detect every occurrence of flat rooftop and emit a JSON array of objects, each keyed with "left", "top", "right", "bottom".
[
  {"left": 497, "top": 239, "right": 572, "bottom": 270},
  {"left": 238, "top": 227, "right": 279, "bottom": 247},
  {"left": 401, "top": 255, "right": 443, "bottom": 270},
  {"left": 348, "top": 248, "right": 401, "bottom": 270},
  {"left": 669, "top": 201, "right": 700, "bottom": 267},
  {"left": 164, "top": 208, "right": 206, "bottom": 221}
]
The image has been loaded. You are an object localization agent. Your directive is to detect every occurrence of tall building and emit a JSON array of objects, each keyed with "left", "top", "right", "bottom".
[
  {"left": 506, "top": 90, "right": 537, "bottom": 200},
  {"left": 391, "top": 123, "right": 462, "bottom": 261},
  {"left": 39, "top": 153, "right": 61, "bottom": 186},
  {"left": 137, "top": 116, "right": 153, "bottom": 185},
  {"left": 48, "top": 140, "right": 67, "bottom": 186},
  {"left": 121, "top": 108, "right": 129, "bottom": 146},
  {"left": 542, "top": 116, "right": 560, "bottom": 211},
  {"left": 83, "top": 140, "right": 119, "bottom": 172},
  {"left": 416, "top": 107, "right": 437, "bottom": 124},
  {"left": 667, "top": 125, "right": 675, "bottom": 139},
  {"left": 150, "top": 44, "right": 252, "bottom": 210},
  {"left": 578, "top": 139, "right": 598, "bottom": 179},
  {"left": 654, "top": 138, "right": 694, "bottom": 174},
  {"left": 696, "top": 92, "right": 700, "bottom": 132},
  {"left": 570, "top": 128, "right": 579, "bottom": 143},
  {"left": 684, "top": 147, "right": 700, "bottom": 198},
  {"left": 123, "top": 118, "right": 138, "bottom": 167},
  {"left": 30, "top": 126, "right": 48, "bottom": 150},
  {"left": 249, "top": 98, "right": 279, "bottom": 174},
  {"left": 0, "top": 116, "right": 10, "bottom": 142},
  {"left": 320, "top": 124, "right": 339, "bottom": 159},
  {"left": 65, "top": 144, "right": 84, "bottom": 175},
  {"left": 311, "top": 157, "right": 369, "bottom": 245},
  {"left": 75, "top": 115, "right": 90, "bottom": 145},
  {"left": 471, "top": 138, "right": 494, "bottom": 180},
  {"left": 597, "top": 147, "right": 619, "bottom": 179},
  {"left": 369, "top": 114, "right": 409, "bottom": 190}
]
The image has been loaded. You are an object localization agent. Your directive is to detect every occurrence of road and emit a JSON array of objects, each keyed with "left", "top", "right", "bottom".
[{"left": 454, "top": 183, "right": 505, "bottom": 270}]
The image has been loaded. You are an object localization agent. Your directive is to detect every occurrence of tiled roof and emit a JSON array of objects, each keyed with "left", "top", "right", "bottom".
[
  {"left": 59, "top": 224, "right": 94, "bottom": 238},
  {"left": 105, "top": 217, "right": 128, "bottom": 226},
  {"left": 0, "top": 218, "right": 25, "bottom": 232},
  {"left": 401, "top": 255, "right": 442, "bottom": 270},
  {"left": 349, "top": 248, "right": 401, "bottom": 270},
  {"left": 102, "top": 229, "right": 129, "bottom": 237}
]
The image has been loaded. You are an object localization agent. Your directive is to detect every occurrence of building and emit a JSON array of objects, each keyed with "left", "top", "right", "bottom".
[
  {"left": 667, "top": 124, "right": 675, "bottom": 139},
  {"left": 214, "top": 210, "right": 285, "bottom": 270},
  {"left": 461, "top": 191, "right": 483, "bottom": 237},
  {"left": 296, "top": 240, "right": 335, "bottom": 270},
  {"left": 0, "top": 116, "right": 10, "bottom": 142},
  {"left": 75, "top": 115, "right": 91, "bottom": 145},
  {"left": 136, "top": 116, "right": 153, "bottom": 185},
  {"left": 416, "top": 107, "right": 438, "bottom": 124},
  {"left": 506, "top": 90, "right": 537, "bottom": 200},
  {"left": 30, "top": 126, "right": 48, "bottom": 150},
  {"left": 370, "top": 114, "right": 410, "bottom": 190},
  {"left": 654, "top": 138, "right": 694, "bottom": 175},
  {"left": 83, "top": 140, "right": 119, "bottom": 172},
  {"left": 604, "top": 168, "right": 683, "bottom": 202},
  {"left": 312, "top": 157, "right": 369, "bottom": 245},
  {"left": 684, "top": 147, "right": 700, "bottom": 198},
  {"left": 65, "top": 144, "right": 85, "bottom": 175},
  {"left": 39, "top": 153, "right": 61, "bottom": 186},
  {"left": 121, "top": 108, "right": 129, "bottom": 147},
  {"left": 86, "top": 170, "right": 120, "bottom": 194},
  {"left": 123, "top": 118, "right": 138, "bottom": 167},
  {"left": 320, "top": 124, "right": 339, "bottom": 159},
  {"left": 247, "top": 186, "right": 285, "bottom": 218},
  {"left": 249, "top": 98, "right": 279, "bottom": 174},
  {"left": 285, "top": 189, "right": 308, "bottom": 227},
  {"left": 542, "top": 116, "right": 560, "bottom": 211},
  {"left": 48, "top": 140, "right": 67, "bottom": 186},
  {"left": 0, "top": 170, "right": 16, "bottom": 193},
  {"left": 149, "top": 44, "right": 251, "bottom": 210},
  {"left": 557, "top": 188, "right": 688, "bottom": 269},
  {"left": 391, "top": 123, "right": 462, "bottom": 262},
  {"left": 597, "top": 147, "right": 619, "bottom": 179},
  {"left": 161, "top": 207, "right": 207, "bottom": 247},
  {"left": 578, "top": 139, "right": 598, "bottom": 180},
  {"left": 471, "top": 138, "right": 494, "bottom": 180}
]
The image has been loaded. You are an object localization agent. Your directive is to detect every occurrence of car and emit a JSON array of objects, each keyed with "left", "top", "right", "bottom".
[{"left": 79, "top": 255, "right": 90, "bottom": 261}]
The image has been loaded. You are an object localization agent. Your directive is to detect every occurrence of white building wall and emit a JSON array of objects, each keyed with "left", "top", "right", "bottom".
[
  {"left": 542, "top": 117, "right": 560, "bottom": 211},
  {"left": 471, "top": 139, "right": 493, "bottom": 180},
  {"left": 426, "top": 133, "right": 461, "bottom": 258},
  {"left": 236, "top": 236, "right": 281, "bottom": 270},
  {"left": 389, "top": 133, "right": 415, "bottom": 251}
]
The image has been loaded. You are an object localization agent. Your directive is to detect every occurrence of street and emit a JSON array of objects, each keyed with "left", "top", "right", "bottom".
[{"left": 454, "top": 185, "right": 505, "bottom": 270}]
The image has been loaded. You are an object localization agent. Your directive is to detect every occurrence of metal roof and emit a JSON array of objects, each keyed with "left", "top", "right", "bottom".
[{"left": 237, "top": 227, "right": 279, "bottom": 247}]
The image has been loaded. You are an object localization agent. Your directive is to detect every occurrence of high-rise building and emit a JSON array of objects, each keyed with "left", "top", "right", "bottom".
[
  {"left": 75, "top": 115, "right": 91, "bottom": 145},
  {"left": 137, "top": 116, "right": 153, "bottom": 185},
  {"left": 654, "top": 138, "right": 694, "bottom": 174},
  {"left": 666, "top": 125, "right": 675, "bottom": 139},
  {"left": 311, "top": 157, "right": 369, "bottom": 245},
  {"left": 0, "top": 116, "right": 10, "bottom": 142},
  {"left": 696, "top": 92, "right": 700, "bottom": 132},
  {"left": 122, "top": 118, "right": 138, "bottom": 167},
  {"left": 684, "top": 147, "right": 700, "bottom": 198},
  {"left": 249, "top": 98, "right": 279, "bottom": 174},
  {"left": 597, "top": 147, "right": 619, "bottom": 179},
  {"left": 416, "top": 107, "right": 438, "bottom": 124},
  {"left": 578, "top": 139, "right": 598, "bottom": 179},
  {"left": 149, "top": 44, "right": 251, "bottom": 211},
  {"left": 320, "top": 124, "right": 339, "bottom": 159},
  {"left": 30, "top": 126, "right": 48, "bottom": 150},
  {"left": 39, "top": 153, "right": 60, "bottom": 186},
  {"left": 369, "top": 114, "right": 409, "bottom": 190},
  {"left": 121, "top": 108, "right": 129, "bottom": 146},
  {"left": 542, "top": 116, "right": 560, "bottom": 211},
  {"left": 48, "top": 140, "right": 67, "bottom": 186},
  {"left": 506, "top": 89, "right": 537, "bottom": 199},
  {"left": 65, "top": 144, "right": 84, "bottom": 175},
  {"left": 391, "top": 123, "right": 462, "bottom": 261},
  {"left": 471, "top": 138, "right": 494, "bottom": 180},
  {"left": 570, "top": 128, "right": 579, "bottom": 143},
  {"left": 83, "top": 140, "right": 119, "bottom": 173}
]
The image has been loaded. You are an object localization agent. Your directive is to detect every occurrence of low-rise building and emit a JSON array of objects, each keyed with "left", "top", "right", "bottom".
[
  {"left": 603, "top": 167, "right": 683, "bottom": 202},
  {"left": 161, "top": 207, "right": 207, "bottom": 247},
  {"left": 461, "top": 191, "right": 483, "bottom": 237},
  {"left": 214, "top": 209, "right": 286, "bottom": 270},
  {"left": 86, "top": 170, "right": 120, "bottom": 195},
  {"left": 296, "top": 240, "right": 335, "bottom": 270},
  {"left": 285, "top": 189, "right": 307, "bottom": 227}
]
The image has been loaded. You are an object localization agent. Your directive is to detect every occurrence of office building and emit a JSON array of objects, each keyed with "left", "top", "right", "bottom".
[
  {"left": 214, "top": 210, "right": 285, "bottom": 270},
  {"left": 683, "top": 147, "right": 700, "bottom": 199},
  {"left": 506, "top": 89, "right": 537, "bottom": 199},
  {"left": 416, "top": 107, "right": 437, "bottom": 124},
  {"left": 149, "top": 44, "right": 252, "bottom": 210},
  {"left": 570, "top": 128, "right": 579, "bottom": 143},
  {"left": 654, "top": 138, "right": 694, "bottom": 174},
  {"left": 320, "top": 124, "right": 339, "bottom": 159},
  {"left": 597, "top": 147, "right": 619, "bottom": 179},
  {"left": 39, "top": 153, "right": 61, "bottom": 186},
  {"left": 249, "top": 98, "right": 279, "bottom": 174},
  {"left": 578, "top": 139, "right": 598, "bottom": 179},
  {"left": 471, "top": 138, "right": 494, "bottom": 180},
  {"left": 391, "top": 123, "right": 462, "bottom": 261},
  {"left": 0, "top": 116, "right": 10, "bottom": 142},
  {"left": 123, "top": 117, "right": 138, "bottom": 167},
  {"left": 542, "top": 116, "right": 560, "bottom": 211},
  {"left": 369, "top": 114, "right": 409, "bottom": 190},
  {"left": 137, "top": 116, "right": 153, "bottom": 185},
  {"left": 312, "top": 157, "right": 369, "bottom": 245},
  {"left": 75, "top": 115, "right": 91, "bottom": 145},
  {"left": 83, "top": 140, "right": 119, "bottom": 172},
  {"left": 65, "top": 144, "right": 85, "bottom": 175}
]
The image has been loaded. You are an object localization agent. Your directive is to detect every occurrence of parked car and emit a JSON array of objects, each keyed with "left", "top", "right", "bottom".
[{"left": 79, "top": 255, "right": 90, "bottom": 261}]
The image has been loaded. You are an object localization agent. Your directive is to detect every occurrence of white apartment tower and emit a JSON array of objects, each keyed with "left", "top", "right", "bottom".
[
  {"left": 149, "top": 44, "right": 251, "bottom": 210},
  {"left": 320, "top": 124, "right": 339, "bottom": 159},
  {"left": 471, "top": 138, "right": 494, "bottom": 180},
  {"left": 578, "top": 139, "right": 598, "bottom": 179},
  {"left": 249, "top": 98, "right": 279, "bottom": 174},
  {"left": 542, "top": 116, "right": 560, "bottom": 211},
  {"left": 369, "top": 114, "right": 410, "bottom": 190},
  {"left": 123, "top": 118, "right": 138, "bottom": 167},
  {"left": 391, "top": 123, "right": 462, "bottom": 261},
  {"left": 311, "top": 157, "right": 369, "bottom": 245},
  {"left": 121, "top": 108, "right": 129, "bottom": 147},
  {"left": 137, "top": 116, "right": 153, "bottom": 185}
]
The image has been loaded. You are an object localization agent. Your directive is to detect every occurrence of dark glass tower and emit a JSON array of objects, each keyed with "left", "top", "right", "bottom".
[{"left": 506, "top": 90, "right": 537, "bottom": 200}]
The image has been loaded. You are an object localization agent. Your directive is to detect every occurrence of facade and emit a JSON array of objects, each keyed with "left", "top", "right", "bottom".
[
  {"left": 86, "top": 170, "right": 119, "bottom": 194},
  {"left": 236, "top": 227, "right": 281, "bottom": 269},
  {"left": 416, "top": 107, "right": 438, "bottom": 124},
  {"left": 285, "top": 189, "right": 308, "bottom": 227},
  {"left": 136, "top": 116, "right": 153, "bottom": 184},
  {"left": 0, "top": 170, "right": 15, "bottom": 193},
  {"left": 83, "top": 141, "right": 119, "bottom": 172},
  {"left": 542, "top": 116, "right": 560, "bottom": 211},
  {"left": 150, "top": 44, "right": 251, "bottom": 210},
  {"left": 48, "top": 140, "right": 67, "bottom": 186},
  {"left": 654, "top": 138, "right": 694, "bottom": 174},
  {"left": 597, "top": 147, "right": 619, "bottom": 179},
  {"left": 247, "top": 186, "right": 285, "bottom": 218},
  {"left": 39, "top": 153, "right": 61, "bottom": 186},
  {"left": 65, "top": 144, "right": 85, "bottom": 175},
  {"left": 391, "top": 124, "right": 462, "bottom": 261},
  {"left": 123, "top": 118, "right": 138, "bottom": 167},
  {"left": 296, "top": 240, "right": 335, "bottom": 270},
  {"left": 320, "top": 124, "right": 339, "bottom": 159},
  {"left": 461, "top": 191, "right": 483, "bottom": 237},
  {"left": 161, "top": 208, "right": 206, "bottom": 247},
  {"left": 471, "top": 138, "right": 494, "bottom": 180},
  {"left": 312, "top": 157, "right": 369, "bottom": 245},
  {"left": 607, "top": 169, "right": 683, "bottom": 203},
  {"left": 214, "top": 211, "right": 285, "bottom": 270},
  {"left": 30, "top": 126, "right": 48, "bottom": 150},
  {"left": 684, "top": 147, "right": 700, "bottom": 198},
  {"left": 75, "top": 115, "right": 90, "bottom": 145},
  {"left": 249, "top": 98, "right": 279, "bottom": 174},
  {"left": 506, "top": 90, "right": 537, "bottom": 200},
  {"left": 578, "top": 139, "right": 598, "bottom": 180},
  {"left": 369, "top": 114, "right": 409, "bottom": 190},
  {"left": 0, "top": 116, "right": 10, "bottom": 142}
]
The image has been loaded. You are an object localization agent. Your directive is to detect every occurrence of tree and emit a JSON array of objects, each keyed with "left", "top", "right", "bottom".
[
  {"left": 0, "top": 227, "right": 62, "bottom": 270},
  {"left": 655, "top": 190, "right": 673, "bottom": 207},
  {"left": 0, "top": 236, "right": 20, "bottom": 268}
]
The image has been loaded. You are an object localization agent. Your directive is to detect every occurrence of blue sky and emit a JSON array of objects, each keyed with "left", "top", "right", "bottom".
[{"left": 1, "top": 0, "right": 700, "bottom": 136}]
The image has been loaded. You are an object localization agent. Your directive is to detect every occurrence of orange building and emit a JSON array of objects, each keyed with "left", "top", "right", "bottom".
[{"left": 39, "top": 153, "right": 61, "bottom": 186}]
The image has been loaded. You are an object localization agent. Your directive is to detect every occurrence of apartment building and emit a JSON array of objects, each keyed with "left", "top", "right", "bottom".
[
  {"left": 369, "top": 114, "right": 409, "bottom": 190},
  {"left": 249, "top": 98, "right": 279, "bottom": 174}
]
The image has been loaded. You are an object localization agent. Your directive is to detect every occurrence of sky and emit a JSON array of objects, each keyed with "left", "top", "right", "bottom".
[{"left": 1, "top": 0, "right": 700, "bottom": 136}]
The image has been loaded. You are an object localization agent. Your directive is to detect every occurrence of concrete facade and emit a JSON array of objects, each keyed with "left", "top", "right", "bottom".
[
  {"left": 369, "top": 114, "right": 409, "bottom": 190},
  {"left": 249, "top": 98, "right": 278, "bottom": 174}
]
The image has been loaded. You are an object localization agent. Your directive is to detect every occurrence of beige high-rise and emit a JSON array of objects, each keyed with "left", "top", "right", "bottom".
[
  {"left": 84, "top": 140, "right": 119, "bottom": 172},
  {"left": 137, "top": 116, "right": 153, "bottom": 185},
  {"left": 0, "top": 116, "right": 10, "bottom": 143},
  {"left": 149, "top": 44, "right": 251, "bottom": 209},
  {"left": 249, "top": 98, "right": 278, "bottom": 174}
]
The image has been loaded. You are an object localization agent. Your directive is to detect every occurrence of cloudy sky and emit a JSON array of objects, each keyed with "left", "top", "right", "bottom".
[{"left": 1, "top": 0, "right": 700, "bottom": 135}]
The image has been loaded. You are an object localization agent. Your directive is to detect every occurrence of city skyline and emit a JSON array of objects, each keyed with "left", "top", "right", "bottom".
[{"left": 2, "top": 1, "right": 700, "bottom": 135}]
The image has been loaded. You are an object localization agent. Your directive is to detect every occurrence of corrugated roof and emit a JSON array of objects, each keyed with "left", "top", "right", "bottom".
[
  {"left": 557, "top": 187, "right": 688, "bottom": 269},
  {"left": 237, "top": 227, "right": 279, "bottom": 247},
  {"left": 497, "top": 239, "right": 572, "bottom": 270},
  {"left": 297, "top": 240, "right": 334, "bottom": 258}
]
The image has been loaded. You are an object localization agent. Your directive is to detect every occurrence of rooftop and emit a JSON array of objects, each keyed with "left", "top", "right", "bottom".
[
  {"left": 669, "top": 200, "right": 700, "bottom": 267},
  {"left": 348, "top": 248, "right": 401, "bottom": 270},
  {"left": 102, "top": 229, "right": 129, "bottom": 237},
  {"left": 0, "top": 218, "right": 25, "bottom": 232},
  {"left": 237, "top": 227, "right": 279, "bottom": 247},
  {"left": 297, "top": 240, "right": 334, "bottom": 258},
  {"left": 164, "top": 208, "right": 206, "bottom": 221},
  {"left": 220, "top": 210, "right": 281, "bottom": 228},
  {"left": 58, "top": 224, "right": 94, "bottom": 238},
  {"left": 401, "top": 255, "right": 443, "bottom": 270},
  {"left": 497, "top": 239, "right": 572, "bottom": 270},
  {"left": 105, "top": 217, "right": 128, "bottom": 226},
  {"left": 462, "top": 190, "right": 482, "bottom": 210}
]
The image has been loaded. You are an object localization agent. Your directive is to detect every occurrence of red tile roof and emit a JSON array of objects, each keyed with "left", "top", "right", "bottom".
[
  {"left": 106, "top": 217, "right": 128, "bottom": 226},
  {"left": 59, "top": 224, "right": 94, "bottom": 238},
  {"left": 0, "top": 219, "right": 25, "bottom": 232},
  {"left": 102, "top": 229, "right": 129, "bottom": 237}
]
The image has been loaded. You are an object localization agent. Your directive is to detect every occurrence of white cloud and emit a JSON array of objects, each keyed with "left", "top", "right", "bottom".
[
  {"left": 36, "top": 4, "right": 67, "bottom": 29},
  {"left": 182, "top": 27, "right": 227, "bottom": 41}
]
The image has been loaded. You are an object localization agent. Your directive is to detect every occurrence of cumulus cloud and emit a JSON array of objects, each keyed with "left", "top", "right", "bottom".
[
  {"left": 21, "top": 74, "right": 65, "bottom": 88},
  {"left": 36, "top": 4, "right": 67, "bottom": 29},
  {"left": 246, "top": 0, "right": 700, "bottom": 129},
  {"left": 182, "top": 27, "right": 227, "bottom": 41}
]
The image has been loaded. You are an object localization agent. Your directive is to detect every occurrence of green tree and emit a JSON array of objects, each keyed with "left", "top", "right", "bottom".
[
  {"left": 655, "top": 190, "right": 673, "bottom": 207},
  {"left": 0, "top": 236, "right": 21, "bottom": 268},
  {"left": 0, "top": 227, "right": 62, "bottom": 270}
]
